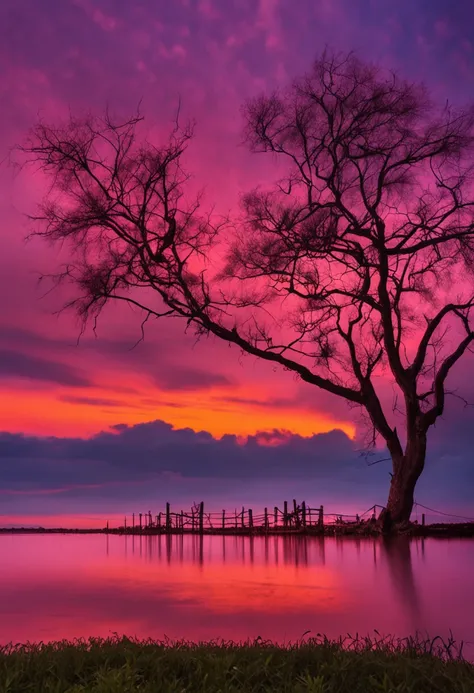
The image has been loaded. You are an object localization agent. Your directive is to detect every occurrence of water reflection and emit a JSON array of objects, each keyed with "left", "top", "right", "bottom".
[
  {"left": 120, "top": 533, "right": 328, "bottom": 569},
  {"left": 0, "top": 534, "right": 472, "bottom": 657},
  {"left": 380, "top": 537, "right": 421, "bottom": 623}
]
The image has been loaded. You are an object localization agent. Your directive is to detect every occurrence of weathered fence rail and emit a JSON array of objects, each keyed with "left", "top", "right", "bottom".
[
  {"left": 3, "top": 502, "right": 473, "bottom": 536},
  {"left": 112, "top": 501, "right": 383, "bottom": 535}
]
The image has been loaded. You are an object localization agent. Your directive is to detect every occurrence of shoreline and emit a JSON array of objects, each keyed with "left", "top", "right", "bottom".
[{"left": 1, "top": 521, "right": 473, "bottom": 538}]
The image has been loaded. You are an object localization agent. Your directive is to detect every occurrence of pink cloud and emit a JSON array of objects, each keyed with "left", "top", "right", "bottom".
[
  {"left": 198, "top": 0, "right": 219, "bottom": 19},
  {"left": 256, "top": 0, "right": 282, "bottom": 50},
  {"left": 72, "top": 0, "right": 118, "bottom": 32},
  {"left": 91, "top": 8, "right": 117, "bottom": 32}
]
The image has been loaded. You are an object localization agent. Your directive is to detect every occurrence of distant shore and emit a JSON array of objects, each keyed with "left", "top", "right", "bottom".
[{"left": 1, "top": 522, "right": 474, "bottom": 538}]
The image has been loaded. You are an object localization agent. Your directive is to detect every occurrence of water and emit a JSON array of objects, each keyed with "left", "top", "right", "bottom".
[{"left": 0, "top": 534, "right": 473, "bottom": 658}]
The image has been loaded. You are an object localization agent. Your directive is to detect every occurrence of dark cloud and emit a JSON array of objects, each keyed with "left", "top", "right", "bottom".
[
  {"left": 0, "top": 421, "right": 362, "bottom": 495},
  {"left": 1, "top": 412, "right": 473, "bottom": 515},
  {"left": 0, "top": 349, "right": 91, "bottom": 387},
  {"left": 0, "top": 326, "right": 232, "bottom": 393},
  {"left": 211, "top": 395, "right": 291, "bottom": 408},
  {"left": 211, "top": 394, "right": 325, "bottom": 411},
  {"left": 140, "top": 399, "right": 186, "bottom": 408},
  {"left": 0, "top": 325, "right": 153, "bottom": 355},
  {"left": 153, "top": 368, "right": 232, "bottom": 391},
  {"left": 58, "top": 395, "right": 132, "bottom": 408},
  {"left": 413, "top": 410, "right": 474, "bottom": 507}
]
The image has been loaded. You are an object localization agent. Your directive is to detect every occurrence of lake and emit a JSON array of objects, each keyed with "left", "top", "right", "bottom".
[{"left": 1, "top": 534, "right": 473, "bottom": 658}]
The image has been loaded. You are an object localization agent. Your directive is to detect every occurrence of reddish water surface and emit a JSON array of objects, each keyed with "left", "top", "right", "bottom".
[{"left": 0, "top": 534, "right": 472, "bottom": 656}]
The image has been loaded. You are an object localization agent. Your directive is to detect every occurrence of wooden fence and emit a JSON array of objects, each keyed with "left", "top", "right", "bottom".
[{"left": 111, "top": 501, "right": 382, "bottom": 534}]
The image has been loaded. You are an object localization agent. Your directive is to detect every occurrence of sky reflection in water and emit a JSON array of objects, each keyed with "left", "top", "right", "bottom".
[{"left": 0, "top": 535, "right": 472, "bottom": 657}]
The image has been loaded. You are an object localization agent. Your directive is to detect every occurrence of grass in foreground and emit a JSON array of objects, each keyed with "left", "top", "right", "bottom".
[{"left": 0, "top": 634, "right": 472, "bottom": 693}]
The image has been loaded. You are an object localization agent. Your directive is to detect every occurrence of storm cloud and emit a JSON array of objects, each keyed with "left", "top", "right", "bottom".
[
  {"left": 0, "top": 421, "right": 357, "bottom": 491},
  {"left": 1, "top": 413, "right": 473, "bottom": 516}
]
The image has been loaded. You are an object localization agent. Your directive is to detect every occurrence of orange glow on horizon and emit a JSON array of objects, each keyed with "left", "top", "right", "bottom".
[{"left": 0, "top": 382, "right": 356, "bottom": 440}]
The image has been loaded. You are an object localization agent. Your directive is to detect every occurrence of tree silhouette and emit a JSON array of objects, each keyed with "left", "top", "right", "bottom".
[{"left": 21, "top": 52, "right": 474, "bottom": 528}]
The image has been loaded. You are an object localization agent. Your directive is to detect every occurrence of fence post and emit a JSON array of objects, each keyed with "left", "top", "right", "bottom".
[
  {"left": 241, "top": 506, "right": 245, "bottom": 529},
  {"left": 293, "top": 499, "right": 298, "bottom": 523},
  {"left": 249, "top": 508, "right": 253, "bottom": 530},
  {"left": 264, "top": 507, "right": 268, "bottom": 530},
  {"left": 302, "top": 501, "right": 306, "bottom": 528},
  {"left": 166, "top": 503, "right": 171, "bottom": 531},
  {"left": 222, "top": 510, "right": 226, "bottom": 530},
  {"left": 180, "top": 511, "right": 184, "bottom": 532},
  {"left": 318, "top": 505, "right": 324, "bottom": 527},
  {"left": 422, "top": 513, "right": 425, "bottom": 526},
  {"left": 199, "top": 502, "right": 204, "bottom": 533},
  {"left": 274, "top": 506, "right": 278, "bottom": 527},
  {"left": 284, "top": 501, "right": 288, "bottom": 528},
  {"left": 139, "top": 513, "right": 143, "bottom": 532}
]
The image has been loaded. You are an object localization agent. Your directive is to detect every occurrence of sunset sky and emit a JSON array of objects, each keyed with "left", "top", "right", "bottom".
[{"left": 1, "top": 0, "right": 474, "bottom": 523}]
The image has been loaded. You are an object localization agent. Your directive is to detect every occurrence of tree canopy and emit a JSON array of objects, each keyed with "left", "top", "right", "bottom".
[{"left": 21, "top": 51, "right": 474, "bottom": 525}]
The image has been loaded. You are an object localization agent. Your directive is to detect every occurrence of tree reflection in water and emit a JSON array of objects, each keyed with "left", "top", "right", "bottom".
[{"left": 380, "top": 536, "right": 422, "bottom": 625}]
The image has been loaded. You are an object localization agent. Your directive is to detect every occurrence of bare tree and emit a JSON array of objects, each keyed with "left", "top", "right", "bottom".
[{"left": 20, "top": 52, "right": 474, "bottom": 529}]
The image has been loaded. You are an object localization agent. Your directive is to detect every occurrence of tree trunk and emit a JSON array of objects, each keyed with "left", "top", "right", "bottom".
[{"left": 382, "top": 431, "right": 427, "bottom": 530}]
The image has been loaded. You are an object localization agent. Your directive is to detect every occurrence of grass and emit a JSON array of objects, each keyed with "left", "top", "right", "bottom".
[{"left": 0, "top": 634, "right": 472, "bottom": 693}]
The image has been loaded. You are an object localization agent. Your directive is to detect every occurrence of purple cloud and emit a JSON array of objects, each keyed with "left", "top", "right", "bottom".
[{"left": 0, "top": 349, "right": 91, "bottom": 387}]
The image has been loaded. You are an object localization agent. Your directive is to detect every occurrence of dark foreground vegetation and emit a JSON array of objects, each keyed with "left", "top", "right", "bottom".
[{"left": 0, "top": 635, "right": 472, "bottom": 693}]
